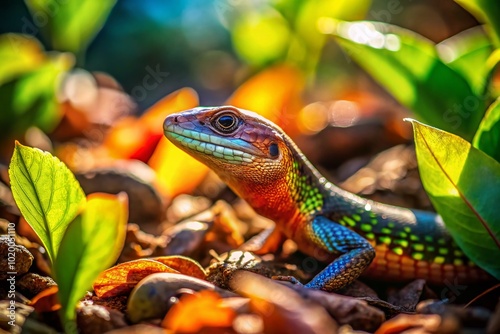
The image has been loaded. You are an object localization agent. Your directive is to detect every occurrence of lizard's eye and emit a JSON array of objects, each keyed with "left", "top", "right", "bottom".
[
  {"left": 269, "top": 142, "right": 279, "bottom": 158},
  {"left": 213, "top": 113, "right": 239, "bottom": 133}
]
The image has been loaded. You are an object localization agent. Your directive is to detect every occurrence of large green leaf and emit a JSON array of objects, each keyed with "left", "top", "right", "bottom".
[
  {"left": 9, "top": 142, "right": 86, "bottom": 263},
  {"left": 55, "top": 193, "right": 128, "bottom": 332},
  {"left": 24, "top": 0, "right": 117, "bottom": 54},
  {"left": 473, "top": 98, "right": 500, "bottom": 162},
  {"left": 296, "top": 0, "right": 371, "bottom": 46},
  {"left": 408, "top": 119, "right": 500, "bottom": 279},
  {"left": 485, "top": 49, "right": 500, "bottom": 98},
  {"left": 295, "top": 0, "right": 372, "bottom": 74},
  {"left": 455, "top": 0, "right": 500, "bottom": 48},
  {"left": 437, "top": 26, "right": 493, "bottom": 96},
  {"left": 325, "top": 20, "right": 485, "bottom": 141}
]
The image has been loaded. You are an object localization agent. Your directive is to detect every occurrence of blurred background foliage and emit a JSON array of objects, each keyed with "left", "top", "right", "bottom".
[
  {"left": 0, "top": 0, "right": 481, "bottom": 110},
  {"left": 0, "top": 0, "right": 498, "bottom": 179}
]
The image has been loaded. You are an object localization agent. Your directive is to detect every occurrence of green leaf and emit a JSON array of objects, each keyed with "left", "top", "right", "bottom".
[
  {"left": 55, "top": 192, "right": 128, "bottom": 330},
  {"left": 9, "top": 142, "right": 86, "bottom": 263},
  {"left": 297, "top": 0, "right": 371, "bottom": 45},
  {"left": 24, "top": 0, "right": 117, "bottom": 54},
  {"left": 485, "top": 49, "right": 500, "bottom": 98},
  {"left": 0, "top": 34, "right": 74, "bottom": 139},
  {"left": 408, "top": 119, "right": 500, "bottom": 279},
  {"left": 325, "top": 20, "right": 485, "bottom": 140},
  {"left": 437, "top": 26, "right": 493, "bottom": 95},
  {"left": 455, "top": 0, "right": 500, "bottom": 48},
  {"left": 473, "top": 98, "right": 500, "bottom": 162},
  {"left": 295, "top": 0, "right": 372, "bottom": 74},
  {"left": 0, "top": 34, "right": 45, "bottom": 86}
]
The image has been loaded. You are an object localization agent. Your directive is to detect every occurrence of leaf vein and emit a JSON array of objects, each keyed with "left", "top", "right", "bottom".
[{"left": 418, "top": 127, "right": 500, "bottom": 250}]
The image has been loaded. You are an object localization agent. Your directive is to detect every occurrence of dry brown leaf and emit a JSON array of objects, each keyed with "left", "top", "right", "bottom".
[
  {"left": 29, "top": 286, "right": 61, "bottom": 312},
  {"left": 151, "top": 256, "right": 207, "bottom": 280},
  {"left": 387, "top": 279, "right": 435, "bottom": 311},
  {"left": 93, "top": 259, "right": 178, "bottom": 298}
]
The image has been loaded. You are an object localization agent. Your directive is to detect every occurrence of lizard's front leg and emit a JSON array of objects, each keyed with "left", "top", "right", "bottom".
[{"left": 304, "top": 216, "right": 375, "bottom": 291}]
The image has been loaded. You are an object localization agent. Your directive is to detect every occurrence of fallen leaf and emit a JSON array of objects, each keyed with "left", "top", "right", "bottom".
[
  {"left": 104, "top": 87, "right": 199, "bottom": 162},
  {"left": 227, "top": 64, "right": 304, "bottom": 135},
  {"left": 141, "top": 87, "right": 198, "bottom": 129},
  {"left": 375, "top": 314, "right": 443, "bottom": 334},
  {"left": 151, "top": 256, "right": 206, "bottom": 280},
  {"left": 93, "top": 259, "right": 178, "bottom": 298},
  {"left": 387, "top": 279, "right": 435, "bottom": 311},
  {"left": 103, "top": 116, "right": 150, "bottom": 161},
  {"left": 161, "top": 290, "right": 236, "bottom": 332},
  {"left": 29, "top": 286, "right": 61, "bottom": 313},
  {"left": 148, "top": 137, "right": 209, "bottom": 198}
]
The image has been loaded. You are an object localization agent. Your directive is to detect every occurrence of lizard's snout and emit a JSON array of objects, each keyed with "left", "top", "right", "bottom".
[{"left": 163, "top": 114, "right": 178, "bottom": 134}]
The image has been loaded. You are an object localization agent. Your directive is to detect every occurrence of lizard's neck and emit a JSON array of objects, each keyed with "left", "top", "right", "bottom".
[{"left": 222, "top": 137, "right": 332, "bottom": 228}]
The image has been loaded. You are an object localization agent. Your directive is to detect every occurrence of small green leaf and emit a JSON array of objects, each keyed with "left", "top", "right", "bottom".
[
  {"left": 437, "top": 26, "right": 493, "bottom": 95},
  {"left": 24, "top": 0, "right": 117, "bottom": 54},
  {"left": 408, "top": 119, "right": 500, "bottom": 279},
  {"left": 9, "top": 142, "right": 86, "bottom": 263},
  {"left": 55, "top": 192, "right": 128, "bottom": 330},
  {"left": 455, "top": 0, "right": 500, "bottom": 48},
  {"left": 325, "top": 20, "right": 485, "bottom": 140},
  {"left": 473, "top": 98, "right": 500, "bottom": 162}
]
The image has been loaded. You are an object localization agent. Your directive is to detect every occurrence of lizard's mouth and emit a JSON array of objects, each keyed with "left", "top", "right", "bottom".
[{"left": 163, "top": 119, "right": 260, "bottom": 164}]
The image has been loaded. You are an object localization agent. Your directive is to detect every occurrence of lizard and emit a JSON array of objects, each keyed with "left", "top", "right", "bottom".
[{"left": 163, "top": 106, "right": 492, "bottom": 291}]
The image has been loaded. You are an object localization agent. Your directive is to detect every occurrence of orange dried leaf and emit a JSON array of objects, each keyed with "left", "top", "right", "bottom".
[
  {"left": 103, "top": 116, "right": 150, "bottom": 160},
  {"left": 93, "top": 259, "right": 178, "bottom": 298},
  {"left": 104, "top": 88, "right": 199, "bottom": 162},
  {"left": 151, "top": 256, "right": 207, "bottom": 280},
  {"left": 161, "top": 290, "right": 235, "bottom": 332},
  {"left": 148, "top": 137, "right": 209, "bottom": 197},
  {"left": 375, "top": 314, "right": 441, "bottom": 334},
  {"left": 141, "top": 87, "right": 199, "bottom": 129},
  {"left": 29, "top": 286, "right": 61, "bottom": 312},
  {"left": 227, "top": 64, "right": 304, "bottom": 135}
]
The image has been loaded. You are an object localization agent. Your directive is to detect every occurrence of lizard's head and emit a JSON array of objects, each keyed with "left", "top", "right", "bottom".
[{"left": 163, "top": 106, "right": 293, "bottom": 185}]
